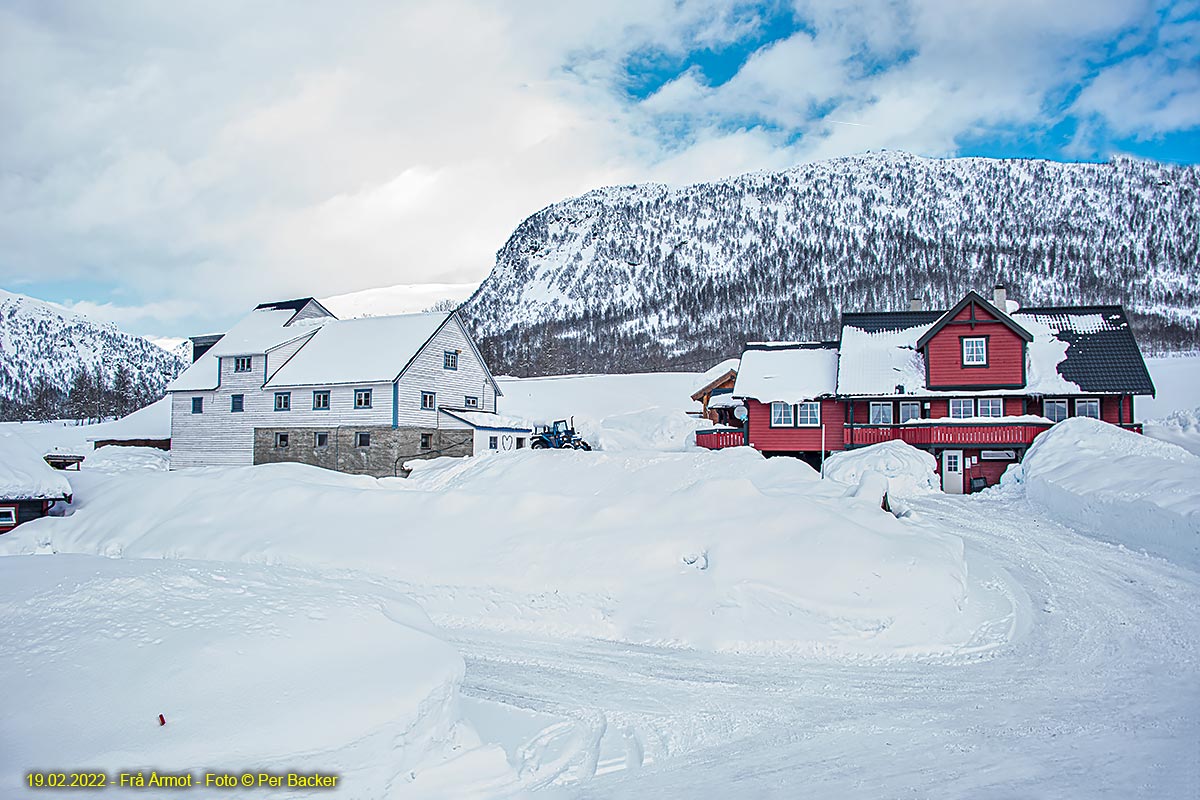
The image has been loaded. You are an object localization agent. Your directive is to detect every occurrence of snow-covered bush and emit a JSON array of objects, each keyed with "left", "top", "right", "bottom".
[
  {"left": 1022, "top": 417, "right": 1200, "bottom": 569},
  {"left": 823, "top": 441, "right": 939, "bottom": 496}
]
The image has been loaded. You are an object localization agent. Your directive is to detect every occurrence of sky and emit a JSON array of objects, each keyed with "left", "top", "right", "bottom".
[{"left": 1, "top": 0, "right": 1198, "bottom": 341}]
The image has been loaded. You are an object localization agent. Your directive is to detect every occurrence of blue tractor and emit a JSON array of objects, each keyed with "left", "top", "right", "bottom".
[{"left": 530, "top": 418, "right": 591, "bottom": 450}]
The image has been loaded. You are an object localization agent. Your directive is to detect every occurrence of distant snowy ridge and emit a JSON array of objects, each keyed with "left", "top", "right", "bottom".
[
  {"left": 462, "top": 152, "right": 1199, "bottom": 375},
  {"left": 0, "top": 288, "right": 184, "bottom": 419}
]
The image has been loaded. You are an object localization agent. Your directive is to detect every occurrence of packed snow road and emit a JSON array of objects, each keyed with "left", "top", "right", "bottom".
[{"left": 448, "top": 488, "right": 1200, "bottom": 798}]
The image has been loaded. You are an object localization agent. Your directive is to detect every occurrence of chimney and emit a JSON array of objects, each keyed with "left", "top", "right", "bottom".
[
  {"left": 909, "top": 296, "right": 923, "bottom": 311},
  {"left": 993, "top": 284, "right": 1007, "bottom": 309}
]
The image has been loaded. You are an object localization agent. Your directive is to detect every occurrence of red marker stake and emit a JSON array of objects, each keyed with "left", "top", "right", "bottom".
[{"left": 158, "top": 714, "right": 166, "bottom": 726}]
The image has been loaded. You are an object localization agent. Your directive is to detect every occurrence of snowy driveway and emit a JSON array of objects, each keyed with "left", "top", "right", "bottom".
[{"left": 449, "top": 490, "right": 1200, "bottom": 798}]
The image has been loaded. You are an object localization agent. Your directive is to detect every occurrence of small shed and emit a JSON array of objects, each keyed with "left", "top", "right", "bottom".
[
  {"left": 0, "top": 431, "right": 72, "bottom": 533},
  {"left": 691, "top": 358, "right": 740, "bottom": 425},
  {"left": 438, "top": 408, "right": 533, "bottom": 454},
  {"left": 87, "top": 397, "right": 172, "bottom": 451}
]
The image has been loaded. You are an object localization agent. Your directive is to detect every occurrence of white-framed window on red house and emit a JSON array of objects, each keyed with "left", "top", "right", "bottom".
[
  {"left": 1044, "top": 399, "right": 1068, "bottom": 422},
  {"left": 1076, "top": 398, "right": 1100, "bottom": 419},
  {"left": 797, "top": 402, "right": 821, "bottom": 426},
  {"left": 899, "top": 401, "right": 921, "bottom": 423},
  {"left": 869, "top": 402, "right": 893, "bottom": 424},
  {"left": 770, "top": 402, "right": 793, "bottom": 427},
  {"left": 950, "top": 398, "right": 974, "bottom": 418},
  {"left": 962, "top": 336, "right": 988, "bottom": 366},
  {"left": 977, "top": 398, "right": 1003, "bottom": 417},
  {"left": 0, "top": 505, "right": 17, "bottom": 528}
]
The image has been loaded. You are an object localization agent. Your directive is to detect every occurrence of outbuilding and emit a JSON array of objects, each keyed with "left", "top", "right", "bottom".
[{"left": 0, "top": 431, "right": 72, "bottom": 533}]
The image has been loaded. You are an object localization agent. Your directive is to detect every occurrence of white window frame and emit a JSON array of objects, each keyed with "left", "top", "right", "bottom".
[
  {"left": 962, "top": 337, "right": 988, "bottom": 366},
  {"left": 420, "top": 391, "right": 436, "bottom": 410},
  {"left": 488, "top": 435, "right": 498, "bottom": 450},
  {"left": 770, "top": 402, "right": 793, "bottom": 427},
  {"left": 797, "top": 401, "right": 821, "bottom": 427},
  {"left": 977, "top": 398, "right": 1003, "bottom": 418},
  {"left": 869, "top": 402, "right": 894, "bottom": 425},
  {"left": 312, "top": 390, "right": 330, "bottom": 410},
  {"left": 443, "top": 350, "right": 458, "bottom": 370},
  {"left": 420, "top": 433, "right": 433, "bottom": 450},
  {"left": 0, "top": 506, "right": 16, "bottom": 527},
  {"left": 464, "top": 395, "right": 479, "bottom": 409},
  {"left": 354, "top": 388, "right": 372, "bottom": 409},
  {"left": 950, "top": 398, "right": 975, "bottom": 419},
  {"left": 275, "top": 432, "right": 289, "bottom": 448},
  {"left": 899, "top": 401, "right": 921, "bottom": 423},
  {"left": 314, "top": 431, "right": 329, "bottom": 448},
  {"left": 274, "top": 392, "right": 291, "bottom": 412},
  {"left": 233, "top": 356, "right": 253, "bottom": 373},
  {"left": 1075, "top": 398, "right": 1100, "bottom": 419},
  {"left": 1044, "top": 399, "right": 1068, "bottom": 423}
]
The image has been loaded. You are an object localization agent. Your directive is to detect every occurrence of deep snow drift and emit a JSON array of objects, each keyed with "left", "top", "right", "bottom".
[
  {"left": 1010, "top": 417, "right": 1200, "bottom": 569},
  {"left": 0, "top": 447, "right": 1019, "bottom": 658},
  {"left": 822, "top": 441, "right": 940, "bottom": 496}
]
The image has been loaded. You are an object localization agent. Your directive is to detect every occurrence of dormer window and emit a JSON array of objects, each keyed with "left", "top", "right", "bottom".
[
  {"left": 233, "top": 356, "right": 253, "bottom": 373},
  {"left": 962, "top": 337, "right": 988, "bottom": 366}
]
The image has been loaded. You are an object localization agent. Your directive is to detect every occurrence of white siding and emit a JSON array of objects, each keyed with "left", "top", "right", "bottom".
[
  {"left": 288, "top": 300, "right": 334, "bottom": 325},
  {"left": 396, "top": 317, "right": 498, "bottom": 427},
  {"left": 266, "top": 333, "right": 316, "bottom": 381}
]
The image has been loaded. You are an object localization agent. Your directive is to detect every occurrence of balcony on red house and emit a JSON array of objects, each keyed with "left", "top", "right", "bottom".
[
  {"left": 844, "top": 419, "right": 1142, "bottom": 448},
  {"left": 695, "top": 427, "right": 747, "bottom": 450}
]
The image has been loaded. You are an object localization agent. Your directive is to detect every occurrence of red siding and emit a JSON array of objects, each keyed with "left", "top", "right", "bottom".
[
  {"left": 925, "top": 302, "right": 1025, "bottom": 389},
  {"left": 928, "top": 398, "right": 949, "bottom": 418},
  {"left": 1102, "top": 396, "right": 1124, "bottom": 424},
  {"left": 1004, "top": 397, "right": 1025, "bottom": 416},
  {"left": 746, "top": 399, "right": 845, "bottom": 452}
]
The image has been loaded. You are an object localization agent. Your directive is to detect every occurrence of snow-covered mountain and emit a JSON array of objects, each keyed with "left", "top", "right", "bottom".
[
  {"left": 461, "top": 152, "right": 1199, "bottom": 375},
  {"left": 0, "top": 288, "right": 185, "bottom": 419}
]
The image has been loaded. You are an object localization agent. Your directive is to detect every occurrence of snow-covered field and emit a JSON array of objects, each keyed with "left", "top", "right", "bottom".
[{"left": 2, "top": 364, "right": 1199, "bottom": 798}]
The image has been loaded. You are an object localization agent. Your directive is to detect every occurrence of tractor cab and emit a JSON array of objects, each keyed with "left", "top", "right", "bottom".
[{"left": 530, "top": 418, "right": 592, "bottom": 450}]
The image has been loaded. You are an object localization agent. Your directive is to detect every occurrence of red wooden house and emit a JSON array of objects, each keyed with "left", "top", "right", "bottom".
[
  {"left": 0, "top": 432, "right": 73, "bottom": 534},
  {"left": 696, "top": 287, "right": 1155, "bottom": 494}
]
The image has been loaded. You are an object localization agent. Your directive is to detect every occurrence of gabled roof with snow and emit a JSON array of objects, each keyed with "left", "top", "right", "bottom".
[
  {"left": 265, "top": 312, "right": 450, "bottom": 387},
  {"left": 0, "top": 431, "right": 72, "bottom": 500},
  {"left": 168, "top": 307, "right": 328, "bottom": 391},
  {"left": 733, "top": 343, "right": 839, "bottom": 403},
  {"left": 438, "top": 408, "right": 532, "bottom": 431},
  {"left": 691, "top": 358, "right": 739, "bottom": 400},
  {"left": 84, "top": 397, "right": 172, "bottom": 442},
  {"left": 834, "top": 302, "right": 1155, "bottom": 396}
]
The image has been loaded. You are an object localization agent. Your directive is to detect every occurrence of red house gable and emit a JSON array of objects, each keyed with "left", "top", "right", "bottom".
[{"left": 916, "top": 292, "right": 1033, "bottom": 391}]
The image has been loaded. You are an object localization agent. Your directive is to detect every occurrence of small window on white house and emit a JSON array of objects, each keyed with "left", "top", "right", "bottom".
[
  {"left": 899, "top": 401, "right": 921, "bottom": 423},
  {"left": 869, "top": 402, "right": 893, "bottom": 425},
  {"left": 516, "top": 437, "right": 526, "bottom": 449},
  {"left": 1076, "top": 398, "right": 1100, "bottom": 419},
  {"left": 314, "top": 431, "right": 329, "bottom": 448},
  {"left": 191, "top": 397, "right": 203, "bottom": 414},
  {"left": 770, "top": 402, "right": 793, "bottom": 427},
  {"left": 275, "top": 432, "right": 289, "bottom": 448},
  {"left": 274, "top": 392, "right": 291, "bottom": 412},
  {"left": 950, "top": 398, "right": 975, "bottom": 418},
  {"left": 230, "top": 394, "right": 244, "bottom": 413},
  {"left": 443, "top": 350, "right": 458, "bottom": 370},
  {"left": 797, "top": 402, "right": 821, "bottom": 426},
  {"left": 355, "top": 432, "right": 371, "bottom": 448},
  {"left": 233, "top": 356, "right": 253, "bottom": 373},
  {"left": 0, "top": 506, "right": 16, "bottom": 527},
  {"left": 962, "top": 337, "right": 988, "bottom": 366},
  {"left": 977, "top": 398, "right": 1003, "bottom": 418},
  {"left": 421, "top": 391, "right": 436, "bottom": 410},
  {"left": 354, "top": 389, "right": 372, "bottom": 409},
  {"left": 313, "top": 391, "right": 330, "bottom": 410},
  {"left": 488, "top": 435, "right": 498, "bottom": 450},
  {"left": 464, "top": 395, "right": 479, "bottom": 408},
  {"left": 1044, "top": 399, "right": 1068, "bottom": 423},
  {"left": 420, "top": 433, "right": 433, "bottom": 450}
]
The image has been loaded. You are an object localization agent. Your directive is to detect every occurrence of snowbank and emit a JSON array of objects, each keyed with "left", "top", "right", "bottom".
[
  {"left": 83, "top": 397, "right": 171, "bottom": 442},
  {"left": 1144, "top": 406, "right": 1200, "bottom": 457},
  {"left": 0, "top": 430, "right": 72, "bottom": 499},
  {"left": 1016, "top": 418, "right": 1200, "bottom": 569},
  {"left": 0, "top": 555, "right": 511, "bottom": 795},
  {"left": 1, "top": 448, "right": 1019, "bottom": 658},
  {"left": 823, "top": 441, "right": 939, "bottom": 496}
]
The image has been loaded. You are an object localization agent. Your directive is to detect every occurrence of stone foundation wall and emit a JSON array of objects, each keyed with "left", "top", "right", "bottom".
[{"left": 252, "top": 426, "right": 474, "bottom": 477}]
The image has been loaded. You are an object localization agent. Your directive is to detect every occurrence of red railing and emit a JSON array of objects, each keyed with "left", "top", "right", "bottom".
[
  {"left": 695, "top": 427, "right": 746, "bottom": 449},
  {"left": 844, "top": 421, "right": 1143, "bottom": 448}
]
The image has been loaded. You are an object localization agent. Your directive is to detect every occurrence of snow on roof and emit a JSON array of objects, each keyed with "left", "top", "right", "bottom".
[
  {"left": 168, "top": 308, "right": 327, "bottom": 391},
  {"left": 1014, "top": 315, "right": 1083, "bottom": 395},
  {"left": 438, "top": 408, "right": 531, "bottom": 431},
  {"left": 835, "top": 325, "right": 929, "bottom": 396},
  {"left": 691, "top": 358, "right": 740, "bottom": 398},
  {"left": 733, "top": 345, "right": 839, "bottom": 403},
  {"left": 84, "top": 397, "right": 171, "bottom": 442},
  {"left": 0, "top": 431, "right": 72, "bottom": 500},
  {"left": 265, "top": 313, "right": 449, "bottom": 387}
]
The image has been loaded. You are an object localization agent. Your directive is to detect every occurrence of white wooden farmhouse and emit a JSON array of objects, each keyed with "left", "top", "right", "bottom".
[{"left": 168, "top": 298, "right": 529, "bottom": 476}]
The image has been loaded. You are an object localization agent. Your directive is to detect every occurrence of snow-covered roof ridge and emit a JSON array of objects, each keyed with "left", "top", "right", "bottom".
[
  {"left": 734, "top": 344, "right": 839, "bottom": 403},
  {"left": 438, "top": 408, "right": 531, "bottom": 431},
  {"left": 265, "top": 312, "right": 452, "bottom": 387},
  {"left": 0, "top": 431, "right": 72, "bottom": 500}
]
